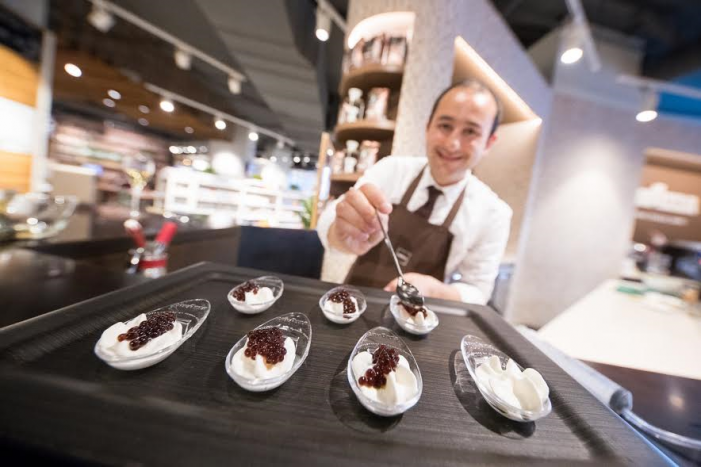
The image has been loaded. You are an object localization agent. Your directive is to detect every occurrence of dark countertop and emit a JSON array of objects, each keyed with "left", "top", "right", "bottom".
[{"left": 0, "top": 208, "right": 697, "bottom": 464}]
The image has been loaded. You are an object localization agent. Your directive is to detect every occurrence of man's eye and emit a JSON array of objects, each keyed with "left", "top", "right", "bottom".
[{"left": 439, "top": 123, "right": 452, "bottom": 131}]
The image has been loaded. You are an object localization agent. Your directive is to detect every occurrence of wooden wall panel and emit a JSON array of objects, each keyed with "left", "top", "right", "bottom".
[
  {"left": 0, "top": 45, "right": 39, "bottom": 107},
  {"left": 0, "top": 151, "right": 32, "bottom": 192}
]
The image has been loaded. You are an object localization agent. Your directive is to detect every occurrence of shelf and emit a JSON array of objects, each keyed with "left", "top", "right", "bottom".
[
  {"left": 340, "top": 63, "right": 404, "bottom": 96},
  {"left": 331, "top": 173, "right": 362, "bottom": 183},
  {"left": 334, "top": 119, "right": 395, "bottom": 143}
]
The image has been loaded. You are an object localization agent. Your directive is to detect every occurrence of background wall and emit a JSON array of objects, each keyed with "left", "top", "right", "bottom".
[
  {"left": 474, "top": 119, "right": 543, "bottom": 260},
  {"left": 0, "top": 45, "right": 38, "bottom": 192},
  {"left": 507, "top": 94, "right": 701, "bottom": 328}
]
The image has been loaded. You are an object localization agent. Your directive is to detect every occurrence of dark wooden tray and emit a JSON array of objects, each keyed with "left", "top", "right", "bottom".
[{"left": 0, "top": 262, "right": 668, "bottom": 466}]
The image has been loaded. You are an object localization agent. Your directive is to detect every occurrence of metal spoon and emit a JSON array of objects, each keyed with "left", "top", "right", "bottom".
[{"left": 375, "top": 210, "right": 425, "bottom": 310}]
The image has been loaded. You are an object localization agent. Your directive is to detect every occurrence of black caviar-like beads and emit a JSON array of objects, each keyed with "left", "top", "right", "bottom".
[
  {"left": 329, "top": 289, "right": 356, "bottom": 315},
  {"left": 117, "top": 311, "right": 176, "bottom": 351},
  {"left": 358, "top": 344, "right": 400, "bottom": 389},
  {"left": 234, "top": 281, "right": 259, "bottom": 301},
  {"left": 244, "top": 327, "right": 287, "bottom": 365}
]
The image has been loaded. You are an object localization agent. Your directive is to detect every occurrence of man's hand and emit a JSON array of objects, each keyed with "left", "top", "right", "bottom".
[
  {"left": 328, "top": 184, "right": 392, "bottom": 256},
  {"left": 384, "top": 272, "right": 461, "bottom": 301}
]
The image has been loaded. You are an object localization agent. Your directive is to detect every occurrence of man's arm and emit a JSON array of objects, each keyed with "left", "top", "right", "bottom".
[{"left": 317, "top": 158, "right": 399, "bottom": 255}]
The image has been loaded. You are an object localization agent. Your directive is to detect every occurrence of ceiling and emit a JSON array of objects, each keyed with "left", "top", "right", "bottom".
[
  {"left": 45, "top": 0, "right": 349, "bottom": 153},
  {"left": 490, "top": 0, "right": 701, "bottom": 121}
]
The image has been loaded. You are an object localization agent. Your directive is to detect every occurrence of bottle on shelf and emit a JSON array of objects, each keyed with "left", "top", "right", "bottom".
[
  {"left": 344, "top": 140, "right": 360, "bottom": 174},
  {"left": 338, "top": 88, "right": 365, "bottom": 125}
]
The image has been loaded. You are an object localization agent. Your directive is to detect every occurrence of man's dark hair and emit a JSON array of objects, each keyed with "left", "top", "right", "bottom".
[{"left": 427, "top": 78, "right": 503, "bottom": 137}]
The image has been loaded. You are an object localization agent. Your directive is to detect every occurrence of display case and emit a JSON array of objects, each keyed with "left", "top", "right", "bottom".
[{"left": 154, "top": 167, "right": 311, "bottom": 229}]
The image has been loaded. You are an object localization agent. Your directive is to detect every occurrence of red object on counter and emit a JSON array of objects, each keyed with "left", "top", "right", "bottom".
[
  {"left": 124, "top": 219, "right": 146, "bottom": 248},
  {"left": 155, "top": 222, "right": 178, "bottom": 247}
]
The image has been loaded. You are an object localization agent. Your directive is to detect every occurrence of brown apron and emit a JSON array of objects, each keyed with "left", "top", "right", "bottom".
[{"left": 345, "top": 166, "right": 466, "bottom": 289}]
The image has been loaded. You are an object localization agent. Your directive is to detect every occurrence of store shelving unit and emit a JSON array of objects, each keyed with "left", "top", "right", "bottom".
[{"left": 155, "top": 167, "right": 310, "bottom": 229}]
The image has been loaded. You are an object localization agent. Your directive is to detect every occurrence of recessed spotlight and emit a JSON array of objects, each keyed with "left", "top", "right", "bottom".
[
  {"left": 214, "top": 118, "right": 227, "bottom": 130},
  {"left": 160, "top": 99, "right": 175, "bottom": 112},
  {"left": 138, "top": 118, "right": 149, "bottom": 126},
  {"left": 107, "top": 89, "right": 121, "bottom": 100},
  {"left": 560, "top": 47, "right": 583, "bottom": 64},
  {"left": 248, "top": 131, "right": 259, "bottom": 141},
  {"left": 138, "top": 105, "right": 150, "bottom": 114},
  {"left": 102, "top": 98, "right": 116, "bottom": 108},
  {"left": 64, "top": 63, "right": 82, "bottom": 77},
  {"left": 184, "top": 126, "right": 194, "bottom": 134}
]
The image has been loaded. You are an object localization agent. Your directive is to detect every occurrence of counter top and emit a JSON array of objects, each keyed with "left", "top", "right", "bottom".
[{"left": 538, "top": 279, "right": 701, "bottom": 381}]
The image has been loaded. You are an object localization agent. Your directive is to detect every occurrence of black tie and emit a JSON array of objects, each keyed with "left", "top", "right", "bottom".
[{"left": 414, "top": 186, "right": 442, "bottom": 219}]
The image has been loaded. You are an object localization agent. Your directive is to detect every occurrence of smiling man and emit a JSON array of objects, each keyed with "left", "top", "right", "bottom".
[{"left": 317, "top": 79, "right": 512, "bottom": 304}]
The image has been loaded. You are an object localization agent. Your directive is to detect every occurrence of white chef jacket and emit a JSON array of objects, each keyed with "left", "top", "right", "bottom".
[{"left": 316, "top": 156, "right": 512, "bottom": 305}]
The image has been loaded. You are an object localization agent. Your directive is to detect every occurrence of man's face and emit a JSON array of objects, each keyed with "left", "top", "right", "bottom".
[{"left": 425, "top": 87, "right": 498, "bottom": 186}]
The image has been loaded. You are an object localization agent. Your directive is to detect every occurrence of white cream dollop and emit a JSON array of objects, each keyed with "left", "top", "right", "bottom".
[
  {"left": 324, "top": 296, "right": 359, "bottom": 318},
  {"left": 351, "top": 350, "right": 419, "bottom": 407},
  {"left": 475, "top": 355, "right": 549, "bottom": 411},
  {"left": 238, "top": 286, "right": 274, "bottom": 305},
  {"left": 399, "top": 304, "right": 438, "bottom": 327},
  {"left": 231, "top": 337, "right": 295, "bottom": 380},
  {"left": 96, "top": 313, "right": 183, "bottom": 359}
]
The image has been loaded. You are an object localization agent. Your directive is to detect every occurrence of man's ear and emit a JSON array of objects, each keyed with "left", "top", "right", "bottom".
[{"left": 485, "top": 133, "right": 497, "bottom": 150}]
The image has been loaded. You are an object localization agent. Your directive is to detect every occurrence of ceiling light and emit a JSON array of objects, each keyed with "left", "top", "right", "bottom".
[
  {"left": 169, "top": 146, "right": 178, "bottom": 154},
  {"left": 138, "top": 118, "right": 149, "bottom": 126},
  {"left": 214, "top": 118, "right": 227, "bottom": 130},
  {"left": 248, "top": 131, "right": 259, "bottom": 142},
  {"left": 270, "top": 156, "right": 277, "bottom": 162},
  {"left": 107, "top": 89, "right": 121, "bottom": 100},
  {"left": 636, "top": 88, "right": 658, "bottom": 123},
  {"left": 560, "top": 23, "right": 583, "bottom": 65},
  {"left": 560, "top": 47, "right": 583, "bottom": 64},
  {"left": 277, "top": 140, "right": 284, "bottom": 149},
  {"left": 160, "top": 99, "right": 175, "bottom": 112},
  {"left": 88, "top": 4, "right": 115, "bottom": 33},
  {"left": 102, "top": 98, "right": 116, "bottom": 108},
  {"left": 64, "top": 63, "right": 82, "bottom": 78},
  {"left": 303, "top": 156, "right": 311, "bottom": 163},
  {"left": 228, "top": 76, "right": 242, "bottom": 94},
  {"left": 293, "top": 156, "right": 301, "bottom": 163},
  {"left": 187, "top": 146, "right": 196, "bottom": 153},
  {"left": 138, "top": 105, "right": 150, "bottom": 114},
  {"left": 184, "top": 126, "right": 194, "bottom": 134},
  {"left": 174, "top": 48, "right": 192, "bottom": 70},
  {"left": 315, "top": 8, "right": 331, "bottom": 41}
]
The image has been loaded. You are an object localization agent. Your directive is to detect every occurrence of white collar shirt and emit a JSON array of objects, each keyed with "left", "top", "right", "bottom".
[{"left": 317, "top": 156, "right": 512, "bottom": 305}]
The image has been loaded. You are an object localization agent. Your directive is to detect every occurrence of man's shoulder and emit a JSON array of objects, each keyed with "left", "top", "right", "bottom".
[{"left": 467, "top": 175, "right": 513, "bottom": 219}]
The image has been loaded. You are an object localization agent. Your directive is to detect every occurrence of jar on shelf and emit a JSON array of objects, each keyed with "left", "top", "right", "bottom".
[
  {"left": 344, "top": 140, "right": 359, "bottom": 174},
  {"left": 338, "top": 88, "right": 365, "bottom": 124}
]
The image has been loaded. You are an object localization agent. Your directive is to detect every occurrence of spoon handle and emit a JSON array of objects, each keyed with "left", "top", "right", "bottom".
[{"left": 375, "top": 210, "right": 404, "bottom": 280}]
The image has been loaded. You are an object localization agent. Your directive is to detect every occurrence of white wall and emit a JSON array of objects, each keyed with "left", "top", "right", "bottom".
[
  {"left": 507, "top": 73, "right": 701, "bottom": 328},
  {"left": 474, "top": 119, "right": 543, "bottom": 261}
]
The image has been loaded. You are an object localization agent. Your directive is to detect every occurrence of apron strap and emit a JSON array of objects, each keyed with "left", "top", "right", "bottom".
[
  {"left": 442, "top": 183, "right": 467, "bottom": 229},
  {"left": 399, "top": 165, "right": 427, "bottom": 207}
]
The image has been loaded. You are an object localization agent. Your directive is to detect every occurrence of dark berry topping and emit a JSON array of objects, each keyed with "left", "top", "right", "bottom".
[
  {"left": 244, "top": 327, "right": 287, "bottom": 365},
  {"left": 358, "top": 345, "right": 400, "bottom": 389},
  {"left": 234, "top": 281, "right": 259, "bottom": 302},
  {"left": 403, "top": 303, "right": 427, "bottom": 317},
  {"left": 328, "top": 289, "right": 357, "bottom": 315},
  {"left": 117, "top": 311, "right": 176, "bottom": 351}
]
